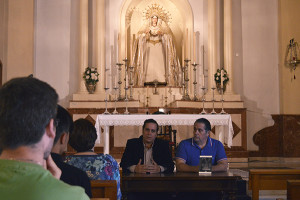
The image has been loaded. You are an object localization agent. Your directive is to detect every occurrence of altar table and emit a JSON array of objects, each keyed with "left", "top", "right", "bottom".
[
  {"left": 121, "top": 172, "right": 241, "bottom": 199},
  {"left": 95, "top": 114, "right": 234, "bottom": 154}
]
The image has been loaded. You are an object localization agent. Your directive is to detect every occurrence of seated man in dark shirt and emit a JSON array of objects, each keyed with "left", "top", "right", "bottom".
[
  {"left": 120, "top": 118, "right": 174, "bottom": 174},
  {"left": 51, "top": 105, "right": 92, "bottom": 198}
]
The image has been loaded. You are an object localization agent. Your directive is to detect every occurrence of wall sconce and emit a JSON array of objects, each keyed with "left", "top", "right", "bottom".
[{"left": 285, "top": 38, "right": 300, "bottom": 79}]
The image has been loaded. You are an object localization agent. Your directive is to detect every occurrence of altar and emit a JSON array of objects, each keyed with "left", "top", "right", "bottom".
[
  {"left": 67, "top": 0, "right": 248, "bottom": 158},
  {"left": 95, "top": 114, "right": 234, "bottom": 154}
]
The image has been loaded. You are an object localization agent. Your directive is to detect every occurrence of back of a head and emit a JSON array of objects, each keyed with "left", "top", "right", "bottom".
[
  {"left": 54, "top": 105, "right": 74, "bottom": 144},
  {"left": 0, "top": 77, "right": 58, "bottom": 150},
  {"left": 69, "top": 118, "right": 97, "bottom": 152}
]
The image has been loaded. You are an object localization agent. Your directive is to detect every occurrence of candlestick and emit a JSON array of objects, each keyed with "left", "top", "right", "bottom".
[
  {"left": 181, "top": 59, "right": 191, "bottom": 101},
  {"left": 124, "top": 87, "right": 129, "bottom": 115},
  {"left": 220, "top": 87, "right": 226, "bottom": 114},
  {"left": 200, "top": 87, "right": 206, "bottom": 114},
  {"left": 103, "top": 87, "right": 110, "bottom": 115},
  {"left": 112, "top": 86, "right": 118, "bottom": 115},
  {"left": 129, "top": 65, "right": 134, "bottom": 100},
  {"left": 116, "top": 63, "right": 124, "bottom": 100},
  {"left": 192, "top": 62, "right": 198, "bottom": 101},
  {"left": 147, "top": 86, "right": 149, "bottom": 96},
  {"left": 211, "top": 87, "right": 217, "bottom": 114}
]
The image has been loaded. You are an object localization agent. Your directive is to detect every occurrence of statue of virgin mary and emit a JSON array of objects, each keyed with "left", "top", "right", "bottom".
[{"left": 131, "top": 9, "right": 181, "bottom": 87}]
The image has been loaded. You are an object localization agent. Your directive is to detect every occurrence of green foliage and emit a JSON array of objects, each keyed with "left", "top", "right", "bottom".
[
  {"left": 214, "top": 68, "right": 229, "bottom": 86},
  {"left": 83, "top": 67, "right": 99, "bottom": 85}
]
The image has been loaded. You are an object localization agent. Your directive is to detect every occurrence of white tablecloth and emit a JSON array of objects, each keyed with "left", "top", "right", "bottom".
[{"left": 95, "top": 114, "right": 234, "bottom": 154}]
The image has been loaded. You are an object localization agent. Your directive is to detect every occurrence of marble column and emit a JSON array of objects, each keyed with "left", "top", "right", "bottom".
[
  {"left": 224, "top": 0, "right": 234, "bottom": 94},
  {"left": 95, "top": 0, "right": 106, "bottom": 93},
  {"left": 79, "top": 0, "right": 89, "bottom": 93},
  {"left": 207, "top": 0, "right": 217, "bottom": 93}
]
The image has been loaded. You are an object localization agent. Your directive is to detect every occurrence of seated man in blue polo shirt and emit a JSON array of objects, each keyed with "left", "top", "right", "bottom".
[{"left": 176, "top": 118, "right": 228, "bottom": 172}]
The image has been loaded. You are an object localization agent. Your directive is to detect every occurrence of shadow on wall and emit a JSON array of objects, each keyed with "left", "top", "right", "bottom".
[{"left": 242, "top": 96, "right": 274, "bottom": 152}]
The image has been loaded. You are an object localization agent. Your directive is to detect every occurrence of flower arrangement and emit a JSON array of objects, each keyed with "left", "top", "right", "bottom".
[
  {"left": 83, "top": 67, "right": 99, "bottom": 85},
  {"left": 214, "top": 68, "right": 229, "bottom": 87}
]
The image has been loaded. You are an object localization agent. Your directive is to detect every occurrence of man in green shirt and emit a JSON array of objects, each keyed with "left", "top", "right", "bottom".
[{"left": 0, "top": 77, "right": 89, "bottom": 200}]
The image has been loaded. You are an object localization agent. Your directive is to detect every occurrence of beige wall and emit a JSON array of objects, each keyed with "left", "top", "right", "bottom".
[
  {"left": 278, "top": 0, "right": 300, "bottom": 114},
  {"left": 2, "top": 0, "right": 34, "bottom": 82}
]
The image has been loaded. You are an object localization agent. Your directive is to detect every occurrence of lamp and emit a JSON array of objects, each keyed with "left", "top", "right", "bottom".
[{"left": 285, "top": 38, "right": 300, "bottom": 79}]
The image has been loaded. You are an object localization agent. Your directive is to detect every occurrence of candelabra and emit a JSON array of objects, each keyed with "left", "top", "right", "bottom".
[
  {"left": 116, "top": 63, "right": 123, "bottom": 100},
  {"left": 200, "top": 87, "right": 207, "bottom": 114},
  {"left": 210, "top": 87, "right": 217, "bottom": 114},
  {"left": 103, "top": 87, "right": 110, "bottom": 115},
  {"left": 112, "top": 86, "right": 118, "bottom": 114},
  {"left": 123, "top": 58, "right": 129, "bottom": 101},
  {"left": 124, "top": 87, "right": 129, "bottom": 114},
  {"left": 164, "top": 96, "right": 168, "bottom": 107},
  {"left": 220, "top": 87, "right": 226, "bottom": 114},
  {"left": 191, "top": 62, "right": 198, "bottom": 101},
  {"left": 181, "top": 59, "right": 191, "bottom": 100},
  {"left": 129, "top": 65, "right": 134, "bottom": 100}
]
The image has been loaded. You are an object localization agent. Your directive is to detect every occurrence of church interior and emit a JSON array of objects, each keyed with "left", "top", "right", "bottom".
[{"left": 1, "top": 0, "right": 300, "bottom": 199}]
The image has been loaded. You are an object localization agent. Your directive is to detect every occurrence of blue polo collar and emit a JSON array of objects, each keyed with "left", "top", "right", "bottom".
[{"left": 191, "top": 137, "right": 212, "bottom": 149}]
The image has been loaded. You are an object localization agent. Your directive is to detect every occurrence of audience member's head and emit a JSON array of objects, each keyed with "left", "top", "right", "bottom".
[
  {"left": 69, "top": 118, "right": 97, "bottom": 152},
  {"left": 0, "top": 77, "right": 58, "bottom": 158},
  {"left": 52, "top": 105, "right": 74, "bottom": 154}
]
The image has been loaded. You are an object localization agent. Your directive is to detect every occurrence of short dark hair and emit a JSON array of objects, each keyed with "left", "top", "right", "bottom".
[
  {"left": 54, "top": 105, "right": 74, "bottom": 144},
  {"left": 0, "top": 77, "right": 58, "bottom": 149},
  {"left": 142, "top": 119, "right": 159, "bottom": 132},
  {"left": 69, "top": 118, "right": 97, "bottom": 152},
  {"left": 194, "top": 118, "right": 211, "bottom": 132}
]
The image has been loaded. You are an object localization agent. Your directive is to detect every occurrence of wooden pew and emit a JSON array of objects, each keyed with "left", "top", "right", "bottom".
[
  {"left": 91, "top": 180, "right": 117, "bottom": 200},
  {"left": 287, "top": 180, "right": 300, "bottom": 200},
  {"left": 248, "top": 169, "right": 300, "bottom": 200}
]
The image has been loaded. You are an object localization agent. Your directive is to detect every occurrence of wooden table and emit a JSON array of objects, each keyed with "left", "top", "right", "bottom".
[
  {"left": 249, "top": 169, "right": 300, "bottom": 200},
  {"left": 122, "top": 172, "right": 241, "bottom": 199}
]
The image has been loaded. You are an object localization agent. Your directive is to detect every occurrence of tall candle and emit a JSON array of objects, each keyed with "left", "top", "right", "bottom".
[
  {"left": 186, "top": 28, "right": 188, "bottom": 58},
  {"left": 221, "top": 69, "right": 224, "bottom": 88},
  {"left": 125, "top": 28, "right": 127, "bottom": 58},
  {"left": 182, "top": 42, "right": 185, "bottom": 66},
  {"left": 112, "top": 76, "right": 116, "bottom": 88},
  {"left": 105, "top": 69, "right": 108, "bottom": 88},
  {"left": 193, "top": 32, "right": 196, "bottom": 62},
  {"left": 125, "top": 75, "right": 129, "bottom": 88},
  {"left": 118, "top": 33, "right": 121, "bottom": 62}
]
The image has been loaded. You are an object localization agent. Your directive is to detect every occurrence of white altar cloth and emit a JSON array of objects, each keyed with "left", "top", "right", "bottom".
[{"left": 95, "top": 114, "right": 234, "bottom": 154}]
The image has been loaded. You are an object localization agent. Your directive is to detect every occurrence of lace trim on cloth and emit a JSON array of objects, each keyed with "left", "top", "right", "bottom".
[{"left": 95, "top": 114, "right": 234, "bottom": 148}]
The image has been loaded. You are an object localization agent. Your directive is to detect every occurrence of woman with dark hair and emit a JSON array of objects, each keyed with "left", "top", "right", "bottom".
[{"left": 65, "top": 118, "right": 121, "bottom": 200}]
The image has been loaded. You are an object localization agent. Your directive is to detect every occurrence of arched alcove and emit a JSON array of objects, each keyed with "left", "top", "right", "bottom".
[{"left": 119, "top": 0, "right": 194, "bottom": 63}]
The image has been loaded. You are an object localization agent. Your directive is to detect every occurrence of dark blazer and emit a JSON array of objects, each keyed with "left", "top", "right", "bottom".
[
  {"left": 120, "top": 136, "right": 174, "bottom": 173},
  {"left": 51, "top": 153, "right": 92, "bottom": 198}
]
